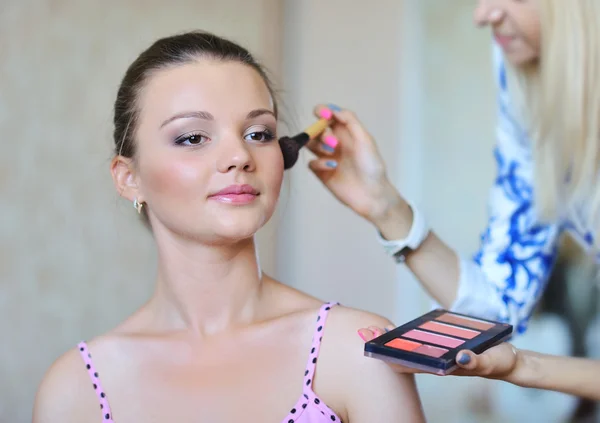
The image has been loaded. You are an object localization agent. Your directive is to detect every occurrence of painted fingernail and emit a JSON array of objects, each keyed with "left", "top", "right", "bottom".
[
  {"left": 357, "top": 330, "right": 367, "bottom": 341},
  {"left": 384, "top": 328, "right": 390, "bottom": 333},
  {"left": 322, "top": 144, "right": 334, "bottom": 153},
  {"left": 319, "top": 108, "right": 333, "bottom": 120},
  {"left": 325, "top": 160, "right": 337, "bottom": 168},
  {"left": 457, "top": 353, "right": 471, "bottom": 365},
  {"left": 324, "top": 135, "right": 338, "bottom": 148},
  {"left": 327, "top": 103, "right": 342, "bottom": 112}
]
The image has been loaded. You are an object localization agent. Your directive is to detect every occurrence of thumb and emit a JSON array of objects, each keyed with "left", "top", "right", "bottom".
[
  {"left": 455, "top": 350, "right": 485, "bottom": 372},
  {"left": 455, "top": 343, "right": 518, "bottom": 378}
]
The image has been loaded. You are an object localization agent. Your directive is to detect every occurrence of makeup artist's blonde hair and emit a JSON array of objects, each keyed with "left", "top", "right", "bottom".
[{"left": 507, "top": 0, "right": 600, "bottom": 239}]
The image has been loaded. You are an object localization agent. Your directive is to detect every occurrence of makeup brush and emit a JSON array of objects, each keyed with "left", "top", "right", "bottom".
[{"left": 279, "top": 118, "right": 330, "bottom": 169}]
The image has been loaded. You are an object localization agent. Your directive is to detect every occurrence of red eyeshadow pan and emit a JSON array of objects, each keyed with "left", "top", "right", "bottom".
[
  {"left": 436, "top": 312, "right": 494, "bottom": 331},
  {"left": 420, "top": 321, "right": 480, "bottom": 339},
  {"left": 402, "top": 329, "right": 464, "bottom": 348},
  {"left": 385, "top": 338, "right": 421, "bottom": 351}
]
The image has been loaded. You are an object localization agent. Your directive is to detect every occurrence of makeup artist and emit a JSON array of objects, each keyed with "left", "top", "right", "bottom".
[{"left": 305, "top": 0, "right": 600, "bottom": 400}]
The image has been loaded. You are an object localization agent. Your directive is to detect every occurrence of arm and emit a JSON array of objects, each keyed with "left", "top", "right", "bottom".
[
  {"left": 323, "top": 307, "right": 426, "bottom": 423},
  {"left": 33, "top": 349, "right": 96, "bottom": 423},
  {"left": 453, "top": 341, "right": 600, "bottom": 401},
  {"left": 307, "top": 43, "right": 560, "bottom": 332},
  {"left": 359, "top": 42, "right": 560, "bottom": 332},
  {"left": 511, "top": 350, "right": 600, "bottom": 400},
  {"left": 357, "top": 327, "right": 600, "bottom": 401}
]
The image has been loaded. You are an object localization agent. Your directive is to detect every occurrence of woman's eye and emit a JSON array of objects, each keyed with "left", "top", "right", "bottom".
[
  {"left": 245, "top": 131, "right": 275, "bottom": 142},
  {"left": 175, "top": 133, "right": 208, "bottom": 146}
]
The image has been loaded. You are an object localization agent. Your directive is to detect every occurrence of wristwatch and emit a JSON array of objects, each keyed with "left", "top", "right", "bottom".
[{"left": 376, "top": 201, "right": 430, "bottom": 263}]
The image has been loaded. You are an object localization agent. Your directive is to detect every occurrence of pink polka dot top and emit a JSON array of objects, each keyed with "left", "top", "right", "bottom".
[{"left": 77, "top": 302, "right": 343, "bottom": 422}]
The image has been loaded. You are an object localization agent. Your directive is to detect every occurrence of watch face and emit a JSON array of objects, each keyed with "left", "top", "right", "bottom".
[{"left": 393, "top": 247, "right": 412, "bottom": 263}]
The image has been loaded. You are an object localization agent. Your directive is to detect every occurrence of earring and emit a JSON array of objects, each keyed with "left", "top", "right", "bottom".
[{"left": 133, "top": 198, "right": 144, "bottom": 214}]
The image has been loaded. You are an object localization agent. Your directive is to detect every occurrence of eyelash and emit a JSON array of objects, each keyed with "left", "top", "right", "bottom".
[
  {"left": 174, "top": 130, "right": 276, "bottom": 146},
  {"left": 245, "top": 129, "right": 275, "bottom": 143}
]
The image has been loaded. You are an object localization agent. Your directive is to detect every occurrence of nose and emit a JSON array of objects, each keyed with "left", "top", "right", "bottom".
[
  {"left": 216, "top": 136, "right": 256, "bottom": 174},
  {"left": 473, "top": 0, "right": 504, "bottom": 27}
]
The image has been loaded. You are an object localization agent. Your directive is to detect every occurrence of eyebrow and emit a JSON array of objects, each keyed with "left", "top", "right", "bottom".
[{"left": 159, "top": 108, "right": 275, "bottom": 128}]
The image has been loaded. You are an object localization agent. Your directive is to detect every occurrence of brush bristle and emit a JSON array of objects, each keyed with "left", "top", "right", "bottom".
[{"left": 279, "top": 136, "right": 301, "bottom": 169}]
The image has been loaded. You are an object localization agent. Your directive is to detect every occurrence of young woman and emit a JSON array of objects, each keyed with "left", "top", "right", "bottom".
[
  {"left": 306, "top": 0, "right": 600, "bottom": 400},
  {"left": 32, "top": 31, "right": 425, "bottom": 422}
]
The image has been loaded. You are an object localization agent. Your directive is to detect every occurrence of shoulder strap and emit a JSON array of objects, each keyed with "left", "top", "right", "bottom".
[
  {"left": 77, "top": 341, "right": 114, "bottom": 422},
  {"left": 302, "top": 302, "right": 339, "bottom": 392}
]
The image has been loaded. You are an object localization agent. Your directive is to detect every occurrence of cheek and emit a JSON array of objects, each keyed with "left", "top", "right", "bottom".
[
  {"left": 521, "top": 9, "right": 542, "bottom": 52},
  {"left": 261, "top": 148, "right": 284, "bottom": 196},
  {"left": 140, "top": 154, "right": 209, "bottom": 201}
]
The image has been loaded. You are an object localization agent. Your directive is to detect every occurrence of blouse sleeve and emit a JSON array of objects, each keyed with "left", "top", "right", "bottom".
[{"left": 449, "top": 42, "right": 561, "bottom": 334}]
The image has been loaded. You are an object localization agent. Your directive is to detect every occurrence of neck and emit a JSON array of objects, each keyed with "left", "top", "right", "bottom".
[{"left": 148, "top": 232, "right": 265, "bottom": 336}]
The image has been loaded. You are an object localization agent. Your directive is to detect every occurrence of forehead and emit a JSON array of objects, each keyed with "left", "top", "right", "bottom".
[{"left": 138, "top": 60, "right": 274, "bottom": 120}]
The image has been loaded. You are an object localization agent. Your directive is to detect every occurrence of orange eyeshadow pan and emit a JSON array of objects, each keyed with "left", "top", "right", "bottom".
[{"left": 385, "top": 338, "right": 420, "bottom": 351}]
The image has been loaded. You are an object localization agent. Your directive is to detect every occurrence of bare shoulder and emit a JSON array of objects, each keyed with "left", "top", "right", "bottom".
[
  {"left": 319, "top": 305, "right": 426, "bottom": 423},
  {"left": 327, "top": 304, "right": 393, "bottom": 333},
  {"left": 320, "top": 304, "right": 396, "bottom": 371},
  {"left": 33, "top": 343, "right": 104, "bottom": 423}
]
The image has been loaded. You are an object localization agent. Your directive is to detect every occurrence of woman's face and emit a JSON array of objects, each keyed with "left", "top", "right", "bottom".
[
  {"left": 112, "top": 60, "right": 284, "bottom": 244},
  {"left": 473, "top": 0, "right": 541, "bottom": 66}
]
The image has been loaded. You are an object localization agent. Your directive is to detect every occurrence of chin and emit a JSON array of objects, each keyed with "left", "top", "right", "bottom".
[
  {"left": 506, "top": 50, "right": 539, "bottom": 68},
  {"left": 208, "top": 216, "right": 269, "bottom": 243},
  {"left": 216, "top": 225, "right": 261, "bottom": 242}
]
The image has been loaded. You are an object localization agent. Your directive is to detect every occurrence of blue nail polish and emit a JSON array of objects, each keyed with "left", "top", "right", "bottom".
[
  {"left": 327, "top": 103, "right": 342, "bottom": 112},
  {"left": 457, "top": 353, "right": 471, "bottom": 365},
  {"left": 325, "top": 160, "right": 337, "bottom": 168},
  {"left": 384, "top": 328, "right": 390, "bottom": 333},
  {"left": 322, "top": 144, "right": 334, "bottom": 153}
]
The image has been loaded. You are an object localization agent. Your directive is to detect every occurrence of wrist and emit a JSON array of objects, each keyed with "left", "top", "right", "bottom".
[
  {"left": 504, "top": 347, "right": 538, "bottom": 387},
  {"left": 369, "top": 184, "right": 413, "bottom": 240}
]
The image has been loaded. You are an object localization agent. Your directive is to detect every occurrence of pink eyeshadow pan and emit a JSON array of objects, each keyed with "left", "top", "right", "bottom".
[
  {"left": 420, "top": 321, "right": 480, "bottom": 339},
  {"left": 402, "top": 329, "right": 464, "bottom": 348},
  {"left": 413, "top": 344, "right": 448, "bottom": 358}
]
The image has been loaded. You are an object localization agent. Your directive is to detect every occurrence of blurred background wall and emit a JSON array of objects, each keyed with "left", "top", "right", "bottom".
[{"left": 1, "top": 0, "right": 597, "bottom": 422}]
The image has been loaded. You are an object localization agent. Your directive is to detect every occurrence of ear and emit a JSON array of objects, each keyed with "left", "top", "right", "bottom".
[{"left": 110, "top": 155, "right": 141, "bottom": 203}]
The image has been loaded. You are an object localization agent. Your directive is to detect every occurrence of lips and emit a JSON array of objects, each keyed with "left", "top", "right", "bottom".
[
  {"left": 494, "top": 33, "right": 514, "bottom": 48},
  {"left": 208, "top": 184, "right": 259, "bottom": 205}
]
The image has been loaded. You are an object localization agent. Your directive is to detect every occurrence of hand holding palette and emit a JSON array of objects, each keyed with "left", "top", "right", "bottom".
[{"left": 364, "top": 309, "right": 513, "bottom": 375}]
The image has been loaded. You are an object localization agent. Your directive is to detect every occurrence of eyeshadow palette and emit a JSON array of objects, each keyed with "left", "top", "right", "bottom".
[{"left": 364, "top": 309, "right": 513, "bottom": 375}]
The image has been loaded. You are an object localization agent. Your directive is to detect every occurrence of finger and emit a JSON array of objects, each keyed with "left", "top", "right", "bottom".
[
  {"left": 455, "top": 343, "right": 516, "bottom": 377},
  {"left": 312, "top": 103, "right": 342, "bottom": 121},
  {"left": 306, "top": 127, "right": 338, "bottom": 156},
  {"left": 308, "top": 158, "right": 338, "bottom": 173},
  {"left": 455, "top": 350, "right": 480, "bottom": 371},
  {"left": 384, "top": 325, "right": 395, "bottom": 332},
  {"left": 313, "top": 104, "right": 370, "bottom": 151},
  {"left": 333, "top": 109, "right": 371, "bottom": 142},
  {"left": 367, "top": 326, "right": 385, "bottom": 338},
  {"left": 357, "top": 328, "right": 375, "bottom": 342}
]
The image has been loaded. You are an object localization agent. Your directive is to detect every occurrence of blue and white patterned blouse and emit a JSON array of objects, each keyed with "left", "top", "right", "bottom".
[{"left": 448, "top": 42, "right": 595, "bottom": 334}]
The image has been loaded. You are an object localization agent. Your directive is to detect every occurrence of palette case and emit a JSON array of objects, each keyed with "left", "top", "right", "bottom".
[{"left": 364, "top": 309, "right": 513, "bottom": 375}]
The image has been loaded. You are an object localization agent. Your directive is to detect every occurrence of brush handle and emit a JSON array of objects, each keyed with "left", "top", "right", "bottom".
[{"left": 304, "top": 118, "right": 330, "bottom": 140}]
